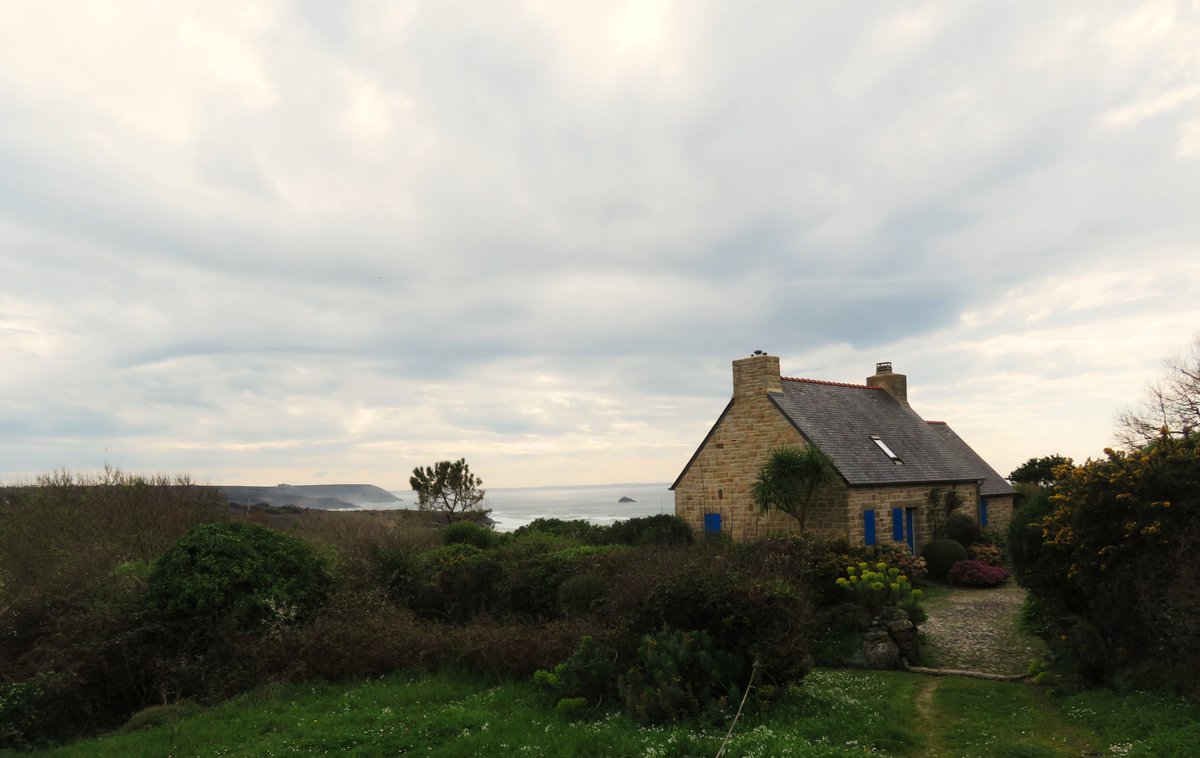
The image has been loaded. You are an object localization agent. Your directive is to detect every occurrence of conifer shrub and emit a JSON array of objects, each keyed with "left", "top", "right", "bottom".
[
  {"left": 946, "top": 559, "right": 1009, "bottom": 587},
  {"left": 619, "top": 629, "right": 748, "bottom": 725},
  {"left": 533, "top": 635, "right": 619, "bottom": 714},
  {"left": 921, "top": 539, "right": 969, "bottom": 580},
  {"left": 146, "top": 520, "right": 334, "bottom": 633}
]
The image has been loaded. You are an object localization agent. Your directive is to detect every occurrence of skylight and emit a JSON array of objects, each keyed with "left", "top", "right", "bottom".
[{"left": 870, "top": 434, "right": 903, "bottom": 464}]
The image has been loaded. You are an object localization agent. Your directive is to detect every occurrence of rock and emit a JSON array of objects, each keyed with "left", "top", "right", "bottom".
[
  {"left": 862, "top": 629, "right": 901, "bottom": 669},
  {"left": 618, "top": 496, "right": 637, "bottom": 503}
]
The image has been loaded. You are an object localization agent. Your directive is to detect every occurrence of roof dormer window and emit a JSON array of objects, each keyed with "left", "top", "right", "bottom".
[{"left": 870, "top": 434, "right": 903, "bottom": 465}]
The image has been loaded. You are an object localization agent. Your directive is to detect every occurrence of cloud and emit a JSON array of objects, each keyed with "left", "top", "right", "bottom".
[{"left": 1, "top": 2, "right": 1198, "bottom": 486}]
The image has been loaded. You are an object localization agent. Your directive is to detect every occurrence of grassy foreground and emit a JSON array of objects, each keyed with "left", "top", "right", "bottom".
[{"left": 13, "top": 669, "right": 1200, "bottom": 758}]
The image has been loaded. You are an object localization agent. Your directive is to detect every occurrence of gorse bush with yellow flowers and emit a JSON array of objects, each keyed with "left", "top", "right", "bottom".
[{"left": 1009, "top": 433, "right": 1200, "bottom": 695}]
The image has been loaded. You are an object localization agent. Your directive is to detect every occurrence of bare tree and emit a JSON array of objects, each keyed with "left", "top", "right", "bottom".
[{"left": 1116, "top": 336, "right": 1200, "bottom": 449}]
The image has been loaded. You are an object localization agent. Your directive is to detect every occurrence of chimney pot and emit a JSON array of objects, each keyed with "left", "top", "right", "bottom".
[{"left": 867, "top": 362, "right": 908, "bottom": 406}]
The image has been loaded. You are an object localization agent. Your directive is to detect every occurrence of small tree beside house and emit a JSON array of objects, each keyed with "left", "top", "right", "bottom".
[{"left": 750, "top": 444, "right": 837, "bottom": 533}]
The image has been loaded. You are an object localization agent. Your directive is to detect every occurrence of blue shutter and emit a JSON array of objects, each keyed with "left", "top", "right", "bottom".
[
  {"left": 979, "top": 499, "right": 989, "bottom": 527},
  {"left": 704, "top": 512, "right": 722, "bottom": 534},
  {"left": 891, "top": 508, "right": 903, "bottom": 541},
  {"left": 864, "top": 509, "right": 876, "bottom": 546}
]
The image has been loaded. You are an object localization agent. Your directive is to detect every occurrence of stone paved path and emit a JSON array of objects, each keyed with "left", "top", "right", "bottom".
[{"left": 919, "top": 583, "right": 1045, "bottom": 675}]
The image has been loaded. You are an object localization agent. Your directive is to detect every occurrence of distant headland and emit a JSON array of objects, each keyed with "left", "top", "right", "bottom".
[{"left": 217, "top": 483, "right": 401, "bottom": 510}]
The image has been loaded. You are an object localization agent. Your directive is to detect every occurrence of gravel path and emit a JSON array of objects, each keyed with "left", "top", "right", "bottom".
[{"left": 919, "top": 583, "right": 1045, "bottom": 675}]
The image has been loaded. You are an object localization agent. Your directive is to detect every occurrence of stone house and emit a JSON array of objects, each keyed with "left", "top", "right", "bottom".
[{"left": 671, "top": 353, "right": 1014, "bottom": 551}]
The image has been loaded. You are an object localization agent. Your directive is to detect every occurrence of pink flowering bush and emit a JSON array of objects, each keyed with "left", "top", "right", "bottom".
[{"left": 947, "top": 559, "right": 1009, "bottom": 587}]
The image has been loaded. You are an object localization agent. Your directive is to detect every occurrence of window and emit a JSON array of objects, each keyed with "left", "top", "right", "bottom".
[
  {"left": 870, "top": 434, "right": 903, "bottom": 464},
  {"left": 704, "top": 513, "right": 722, "bottom": 534},
  {"left": 864, "top": 509, "right": 877, "bottom": 545},
  {"left": 979, "top": 498, "right": 989, "bottom": 527}
]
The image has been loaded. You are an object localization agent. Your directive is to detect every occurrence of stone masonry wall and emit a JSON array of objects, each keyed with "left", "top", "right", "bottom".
[
  {"left": 847, "top": 481, "right": 979, "bottom": 555},
  {"left": 984, "top": 494, "right": 1014, "bottom": 533},
  {"left": 673, "top": 392, "right": 824, "bottom": 541}
]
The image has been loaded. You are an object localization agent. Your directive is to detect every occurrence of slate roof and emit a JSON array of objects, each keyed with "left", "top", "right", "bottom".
[
  {"left": 765, "top": 377, "right": 1014, "bottom": 494},
  {"left": 924, "top": 421, "right": 1015, "bottom": 497}
]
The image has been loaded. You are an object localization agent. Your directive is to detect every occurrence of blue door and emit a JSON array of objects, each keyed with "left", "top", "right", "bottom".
[
  {"left": 703, "top": 512, "right": 722, "bottom": 535},
  {"left": 905, "top": 508, "right": 916, "bottom": 554}
]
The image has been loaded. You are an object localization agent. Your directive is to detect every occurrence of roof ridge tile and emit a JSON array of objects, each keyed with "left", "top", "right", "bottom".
[{"left": 781, "top": 376, "right": 882, "bottom": 390}]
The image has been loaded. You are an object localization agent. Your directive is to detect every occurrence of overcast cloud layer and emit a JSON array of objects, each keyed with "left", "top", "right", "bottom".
[{"left": 3, "top": 1, "right": 1199, "bottom": 488}]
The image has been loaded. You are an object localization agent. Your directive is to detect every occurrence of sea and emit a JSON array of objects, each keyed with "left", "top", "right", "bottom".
[{"left": 381, "top": 483, "right": 674, "bottom": 532}]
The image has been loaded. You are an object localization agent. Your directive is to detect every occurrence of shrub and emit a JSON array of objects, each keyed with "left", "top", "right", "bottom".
[
  {"left": 371, "top": 545, "right": 423, "bottom": 608},
  {"left": 607, "top": 514, "right": 694, "bottom": 546},
  {"left": 146, "top": 520, "right": 334, "bottom": 632},
  {"left": 836, "top": 561, "right": 923, "bottom": 618},
  {"left": 511, "top": 518, "right": 605, "bottom": 545},
  {"left": 534, "top": 635, "right": 619, "bottom": 712},
  {"left": 943, "top": 512, "right": 982, "bottom": 546},
  {"left": 415, "top": 544, "right": 503, "bottom": 623},
  {"left": 556, "top": 572, "right": 606, "bottom": 617},
  {"left": 1011, "top": 436, "right": 1200, "bottom": 694},
  {"left": 967, "top": 544, "right": 1004, "bottom": 567},
  {"left": 640, "top": 567, "right": 813, "bottom": 684},
  {"left": 496, "top": 544, "right": 620, "bottom": 621},
  {"left": 440, "top": 520, "right": 497, "bottom": 549},
  {"left": 878, "top": 547, "right": 929, "bottom": 583},
  {"left": 921, "top": 539, "right": 969, "bottom": 580},
  {"left": 946, "top": 559, "right": 1010, "bottom": 587},
  {"left": 619, "top": 629, "right": 748, "bottom": 725}
]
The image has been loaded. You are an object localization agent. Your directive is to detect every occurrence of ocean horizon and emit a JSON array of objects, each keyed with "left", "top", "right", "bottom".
[{"left": 383, "top": 482, "right": 674, "bottom": 532}]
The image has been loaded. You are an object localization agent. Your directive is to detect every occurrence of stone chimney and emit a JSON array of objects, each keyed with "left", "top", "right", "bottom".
[
  {"left": 866, "top": 361, "right": 908, "bottom": 406},
  {"left": 732, "top": 351, "right": 781, "bottom": 399}
]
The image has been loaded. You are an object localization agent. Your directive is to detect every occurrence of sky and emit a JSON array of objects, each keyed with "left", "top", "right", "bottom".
[{"left": 2, "top": 1, "right": 1199, "bottom": 489}]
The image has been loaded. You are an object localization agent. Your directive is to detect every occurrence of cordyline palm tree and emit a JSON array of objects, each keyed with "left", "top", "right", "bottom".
[{"left": 750, "top": 444, "right": 837, "bottom": 533}]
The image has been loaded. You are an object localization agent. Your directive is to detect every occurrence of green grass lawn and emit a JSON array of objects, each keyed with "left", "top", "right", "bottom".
[{"left": 12, "top": 669, "right": 1200, "bottom": 757}]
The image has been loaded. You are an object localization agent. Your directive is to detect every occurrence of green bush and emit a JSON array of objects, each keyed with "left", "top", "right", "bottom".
[
  {"left": 942, "top": 512, "right": 982, "bottom": 547},
  {"left": 416, "top": 544, "right": 503, "bottom": 623},
  {"left": 511, "top": 518, "right": 605, "bottom": 545},
  {"left": 921, "top": 539, "right": 968, "bottom": 580},
  {"left": 606, "top": 514, "right": 693, "bottom": 546},
  {"left": 556, "top": 572, "right": 606, "bottom": 617},
  {"left": 0, "top": 672, "right": 66, "bottom": 750},
  {"left": 147, "top": 521, "right": 334, "bottom": 632},
  {"left": 619, "top": 629, "right": 748, "bottom": 725},
  {"left": 440, "top": 520, "right": 497, "bottom": 549},
  {"left": 371, "top": 545, "right": 423, "bottom": 608}
]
